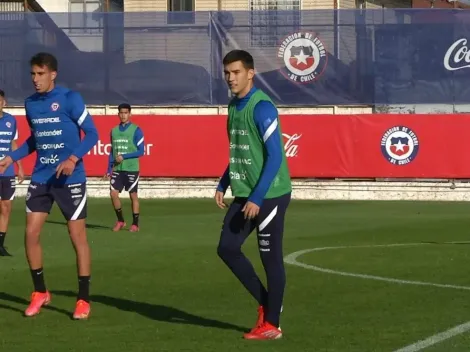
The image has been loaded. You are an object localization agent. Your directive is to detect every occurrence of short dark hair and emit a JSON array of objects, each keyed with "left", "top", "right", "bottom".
[
  {"left": 118, "top": 103, "right": 131, "bottom": 112},
  {"left": 223, "top": 50, "right": 254, "bottom": 70},
  {"left": 0, "top": 90, "right": 5, "bottom": 98},
  {"left": 30, "top": 52, "right": 58, "bottom": 72}
]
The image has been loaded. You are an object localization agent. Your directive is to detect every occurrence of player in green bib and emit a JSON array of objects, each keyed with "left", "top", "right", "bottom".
[
  {"left": 215, "top": 50, "right": 292, "bottom": 340},
  {"left": 105, "top": 103, "right": 145, "bottom": 232}
]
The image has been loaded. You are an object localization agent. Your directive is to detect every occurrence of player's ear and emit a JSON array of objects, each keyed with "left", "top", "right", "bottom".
[
  {"left": 247, "top": 68, "right": 255, "bottom": 80},
  {"left": 51, "top": 71, "right": 57, "bottom": 81}
]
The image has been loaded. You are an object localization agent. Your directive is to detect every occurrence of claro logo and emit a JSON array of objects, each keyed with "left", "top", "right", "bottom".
[
  {"left": 40, "top": 154, "right": 59, "bottom": 165},
  {"left": 87, "top": 140, "right": 154, "bottom": 156}
]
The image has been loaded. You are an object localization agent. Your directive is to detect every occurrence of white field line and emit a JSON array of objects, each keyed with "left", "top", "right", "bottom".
[{"left": 284, "top": 242, "right": 470, "bottom": 351}]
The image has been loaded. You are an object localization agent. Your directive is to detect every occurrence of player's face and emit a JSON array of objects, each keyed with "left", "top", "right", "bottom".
[
  {"left": 0, "top": 97, "right": 5, "bottom": 112},
  {"left": 31, "top": 64, "right": 57, "bottom": 94},
  {"left": 224, "top": 61, "right": 254, "bottom": 97},
  {"left": 118, "top": 109, "right": 131, "bottom": 124}
]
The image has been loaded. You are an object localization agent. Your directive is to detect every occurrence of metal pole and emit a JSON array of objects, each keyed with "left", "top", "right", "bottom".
[
  {"left": 209, "top": 11, "right": 213, "bottom": 105},
  {"left": 104, "top": 2, "right": 110, "bottom": 105}
]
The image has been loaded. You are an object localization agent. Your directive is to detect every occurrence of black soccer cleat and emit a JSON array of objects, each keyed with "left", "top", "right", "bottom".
[{"left": 0, "top": 246, "right": 12, "bottom": 256}]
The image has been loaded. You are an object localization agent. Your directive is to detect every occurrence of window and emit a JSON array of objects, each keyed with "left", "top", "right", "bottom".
[
  {"left": 250, "top": 0, "right": 301, "bottom": 47},
  {"left": 167, "top": 0, "right": 195, "bottom": 25},
  {"left": 69, "top": 0, "right": 103, "bottom": 34}
]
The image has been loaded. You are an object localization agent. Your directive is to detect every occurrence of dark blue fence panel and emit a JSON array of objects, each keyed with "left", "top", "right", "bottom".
[{"left": 0, "top": 10, "right": 467, "bottom": 106}]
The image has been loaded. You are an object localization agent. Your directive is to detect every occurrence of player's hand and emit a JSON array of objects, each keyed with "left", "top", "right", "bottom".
[
  {"left": 215, "top": 190, "right": 228, "bottom": 209},
  {"left": 0, "top": 156, "right": 13, "bottom": 174},
  {"left": 242, "top": 201, "right": 260, "bottom": 220},
  {"left": 56, "top": 156, "right": 78, "bottom": 178},
  {"left": 115, "top": 154, "right": 124, "bottom": 164},
  {"left": 102, "top": 173, "right": 111, "bottom": 181},
  {"left": 17, "top": 167, "right": 24, "bottom": 184}
]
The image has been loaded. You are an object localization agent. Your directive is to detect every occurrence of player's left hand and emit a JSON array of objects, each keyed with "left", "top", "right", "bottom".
[
  {"left": 242, "top": 201, "right": 260, "bottom": 220},
  {"left": 56, "top": 156, "right": 78, "bottom": 178},
  {"left": 115, "top": 154, "right": 124, "bottom": 164},
  {"left": 0, "top": 156, "right": 13, "bottom": 174},
  {"left": 17, "top": 167, "right": 24, "bottom": 184}
]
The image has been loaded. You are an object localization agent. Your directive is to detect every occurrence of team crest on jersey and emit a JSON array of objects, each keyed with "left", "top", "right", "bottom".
[
  {"left": 51, "top": 102, "right": 59, "bottom": 111},
  {"left": 278, "top": 32, "right": 328, "bottom": 84},
  {"left": 5, "top": 122, "right": 11, "bottom": 128},
  {"left": 381, "top": 126, "right": 419, "bottom": 165}
]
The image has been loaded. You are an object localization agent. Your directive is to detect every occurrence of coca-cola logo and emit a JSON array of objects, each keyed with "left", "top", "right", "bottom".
[
  {"left": 444, "top": 38, "right": 470, "bottom": 71},
  {"left": 282, "top": 133, "right": 301, "bottom": 157}
]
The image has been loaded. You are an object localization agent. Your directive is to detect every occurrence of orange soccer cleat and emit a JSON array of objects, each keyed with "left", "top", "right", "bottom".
[
  {"left": 247, "top": 305, "right": 265, "bottom": 333},
  {"left": 112, "top": 221, "right": 126, "bottom": 232},
  {"left": 24, "top": 291, "right": 51, "bottom": 317},
  {"left": 73, "top": 300, "right": 91, "bottom": 320},
  {"left": 243, "top": 321, "right": 283, "bottom": 340}
]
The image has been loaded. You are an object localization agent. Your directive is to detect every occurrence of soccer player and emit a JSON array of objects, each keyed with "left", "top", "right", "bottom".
[
  {"left": 215, "top": 49, "right": 292, "bottom": 340},
  {"left": 0, "top": 89, "right": 25, "bottom": 256},
  {"left": 104, "top": 103, "right": 144, "bottom": 232},
  {"left": 0, "top": 52, "right": 98, "bottom": 319}
]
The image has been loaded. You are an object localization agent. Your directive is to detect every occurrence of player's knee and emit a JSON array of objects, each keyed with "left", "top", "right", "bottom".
[
  {"left": 0, "top": 201, "right": 12, "bottom": 215},
  {"left": 217, "top": 239, "right": 241, "bottom": 260},
  {"left": 69, "top": 228, "right": 88, "bottom": 247},
  {"left": 110, "top": 189, "right": 119, "bottom": 198},
  {"left": 259, "top": 245, "right": 284, "bottom": 269},
  {"left": 25, "top": 225, "right": 41, "bottom": 243}
]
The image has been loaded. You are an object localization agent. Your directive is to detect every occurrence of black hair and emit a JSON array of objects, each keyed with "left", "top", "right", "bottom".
[
  {"left": 30, "top": 52, "right": 58, "bottom": 72},
  {"left": 0, "top": 90, "right": 5, "bottom": 98},
  {"left": 222, "top": 50, "right": 254, "bottom": 70},
  {"left": 118, "top": 103, "right": 131, "bottom": 112}
]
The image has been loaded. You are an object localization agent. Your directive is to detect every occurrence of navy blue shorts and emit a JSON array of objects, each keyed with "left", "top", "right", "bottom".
[
  {"left": 25, "top": 182, "right": 87, "bottom": 221},
  {"left": 110, "top": 171, "right": 139, "bottom": 193},
  {"left": 0, "top": 177, "right": 15, "bottom": 201}
]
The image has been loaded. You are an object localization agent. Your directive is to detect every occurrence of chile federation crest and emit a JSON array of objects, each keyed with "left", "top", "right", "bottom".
[
  {"left": 381, "top": 126, "right": 419, "bottom": 165},
  {"left": 278, "top": 32, "right": 328, "bottom": 84}
]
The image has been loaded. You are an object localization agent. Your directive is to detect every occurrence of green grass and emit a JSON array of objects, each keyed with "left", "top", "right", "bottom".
[{"left": 2, "top": 198, "right": 470, "bottom": 351}]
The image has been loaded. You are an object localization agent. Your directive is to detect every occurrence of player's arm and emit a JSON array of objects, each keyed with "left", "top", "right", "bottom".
[
  {"left": 12, "top": 137, "right": 25, "bottom": 184},
  {"left": 67, "top": 91, "right": 99, "bottom": 162},
  {"left": 248, "top": 101, "right": 283, "bottom": 207},
  {"left": 217, "top": 120, "right": 231, "bottom": 194},
  {"left": 9, "top": 115, "right": 36, "bottom": 162},
  {"left": 215, "top": 123, "right": 231, "bottom": 208},
  {"left": 11, "top": 123, "right": 23, "bottom": 168},
  {"left": 217, "top": 164, "right": 230, "bottom": 194},
  {"left": 121, "top": 127, "right": 145, "bottom": 160},
  {"left": 215, "top": 164, "right": 230, "bottom": 209},
  {"left": 107, "top": 131, "right": 114, "bottom": 175}
]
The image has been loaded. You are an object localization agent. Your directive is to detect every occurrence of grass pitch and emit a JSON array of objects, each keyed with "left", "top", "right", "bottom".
[{"left": 1, "top": 198, "right": 470, "bottom": 351}]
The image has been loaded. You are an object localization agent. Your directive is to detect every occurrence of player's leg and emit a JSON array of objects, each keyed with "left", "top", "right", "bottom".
[
  {"left": 126, "top": 172, "right": 139, "bottom": 232},
  {"left": 54, "top": 183, "right": 91, "bottom": 319},
  {"left": 217, "top": 198, "right": 268, "bottom": 313},
  {"left": 128, "top": 192, "right": 139, "bottom": 231},
  {"left": 0, "top": 200, "right": 13, "bottom": 256},
  {"left": 0, "top": 177, "right": 14, "bottom": 256},
  {"left": 244, "top": 192, "right": 291, "bottom": 340},
  {"left": 24, "top": 183, "right": 53, "bottom": 317},
  {"left": 110, "top": 171, "right": 125, "bottom": 231}
]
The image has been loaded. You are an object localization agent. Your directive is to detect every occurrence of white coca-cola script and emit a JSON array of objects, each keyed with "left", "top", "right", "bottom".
[
  {"left": 444, "top": 38, "right": 470, "bottom": 71},
  {"left": 282, "top": 133, "right": 301, "bottom": 157}
]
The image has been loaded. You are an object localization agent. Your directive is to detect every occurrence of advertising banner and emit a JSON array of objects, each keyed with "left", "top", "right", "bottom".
[{"left": 12, "top": 114, "right": 470, "bottom": 179}]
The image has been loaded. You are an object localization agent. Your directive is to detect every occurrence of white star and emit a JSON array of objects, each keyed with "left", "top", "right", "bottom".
[
  {"left": 294, "top": 49, "right": 309, "bottom": 65},
  {"left": 394, "top": 140, "right": 406, "bottom": 152}
]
